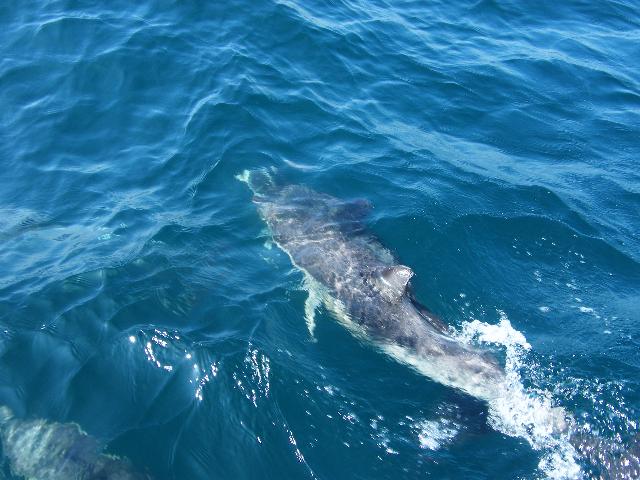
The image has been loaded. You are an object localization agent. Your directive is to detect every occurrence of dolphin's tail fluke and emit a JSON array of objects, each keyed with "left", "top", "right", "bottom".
[{"left": 570, "top": 431, "right": 640, "bottom": 479}]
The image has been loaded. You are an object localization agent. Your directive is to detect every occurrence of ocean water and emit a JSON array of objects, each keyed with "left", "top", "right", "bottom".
[{"left": 0, "top": 0, "right": 639, "bottom": 478}]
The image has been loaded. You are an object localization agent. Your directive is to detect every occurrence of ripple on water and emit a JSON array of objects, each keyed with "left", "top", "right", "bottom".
[{"left": 0, "top": 0, "right": 639, "bottom": 479}]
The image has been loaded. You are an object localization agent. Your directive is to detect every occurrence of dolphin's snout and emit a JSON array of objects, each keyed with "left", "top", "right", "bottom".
[{"left": 0, "top": 405, "right": 13, "bottom": 424}]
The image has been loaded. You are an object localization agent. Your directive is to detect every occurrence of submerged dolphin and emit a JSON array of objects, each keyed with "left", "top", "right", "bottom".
[
  {"left": 0, "top": 407, "right": 151, "bottom": 480},
  {"left": 240, "top": 170, "right": 639, "bottom": 480}
]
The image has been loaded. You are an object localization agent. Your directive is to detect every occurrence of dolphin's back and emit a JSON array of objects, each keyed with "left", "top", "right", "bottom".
[
  {"left": 256, "top": 184, "right": 390, "bottom": 293},
  {"left": 255, "top": 184, "right": 447, "bottom": 347},
  {"left": 251, "top": 178, "right": 508, "bottom": 397}
]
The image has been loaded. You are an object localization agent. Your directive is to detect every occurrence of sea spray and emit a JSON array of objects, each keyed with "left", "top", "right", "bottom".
[{"left": 455, "top": 313, "right": 581, "bottom": 479}]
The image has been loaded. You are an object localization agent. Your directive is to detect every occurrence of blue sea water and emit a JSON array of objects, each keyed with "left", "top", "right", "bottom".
[{"left": 0, "top": 0, "right": 639, "bottom": 478}]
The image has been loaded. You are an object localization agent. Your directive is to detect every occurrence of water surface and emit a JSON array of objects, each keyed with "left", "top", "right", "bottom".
[{"left": 0, "top": 0, "right": 639, "bottom": 478}]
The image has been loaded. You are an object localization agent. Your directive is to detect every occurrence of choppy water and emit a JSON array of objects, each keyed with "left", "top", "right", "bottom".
[{"left": 1, "top": 0, "right": 639, "bottom": 479}]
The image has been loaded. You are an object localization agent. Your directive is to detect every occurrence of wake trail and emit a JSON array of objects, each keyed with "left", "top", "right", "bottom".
[{"left": 456, "top": 313, "right": 639, "bottom": 480}]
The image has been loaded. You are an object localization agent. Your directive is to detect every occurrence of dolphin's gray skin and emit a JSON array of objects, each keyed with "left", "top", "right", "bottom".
[
  {"left": 241, "top": 170, "right": 640, "bottom": 480},
  {"left": 0, "top": 407, "right": 151, "bottom": 480},
  {"left": 247, "top": 174, "right": 506, "bottom": 401}
]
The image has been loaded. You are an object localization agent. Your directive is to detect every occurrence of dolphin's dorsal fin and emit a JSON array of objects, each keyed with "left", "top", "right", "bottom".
[{"left": 372, "top": 265, "right": 414, "bottom": 302}]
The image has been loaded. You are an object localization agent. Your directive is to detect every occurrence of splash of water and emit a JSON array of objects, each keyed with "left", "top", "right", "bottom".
[{"left": 455, "top": 312, "right": 582, "bottom": 479}]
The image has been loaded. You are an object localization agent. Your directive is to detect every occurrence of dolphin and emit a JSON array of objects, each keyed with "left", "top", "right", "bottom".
[
  {"left": 240, "top": 170, "right": 639, "bottom": 480},
  {"left": 243, "top": 172, "right": 511, "bottom": 402},
  {"left": 0, "top": 406, "right": 152, "bottom": 480}
]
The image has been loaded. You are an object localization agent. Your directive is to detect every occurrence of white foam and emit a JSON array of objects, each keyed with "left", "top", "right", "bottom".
[
  {"left": 457, "top": 313, "right": 530, "bottom": 350},
  {"left": 455, "top": 312, "right": 582, "bottom": 479},
  {"left": 412, "top": 419, "right": 458, "bottom": 451}
]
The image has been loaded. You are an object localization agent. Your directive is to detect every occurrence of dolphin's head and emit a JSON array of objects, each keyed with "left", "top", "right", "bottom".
[
  {"left": 236, "top": 169, "right": 278, "bottom": 201},
  {"left": 0, "top": 406, "right": 14, "bottom": 426}
]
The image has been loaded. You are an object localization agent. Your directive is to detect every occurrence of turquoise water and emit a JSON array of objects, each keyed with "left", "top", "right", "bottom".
[{"left": 1, "top": 0, "right": 639, "bottom": 478}]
